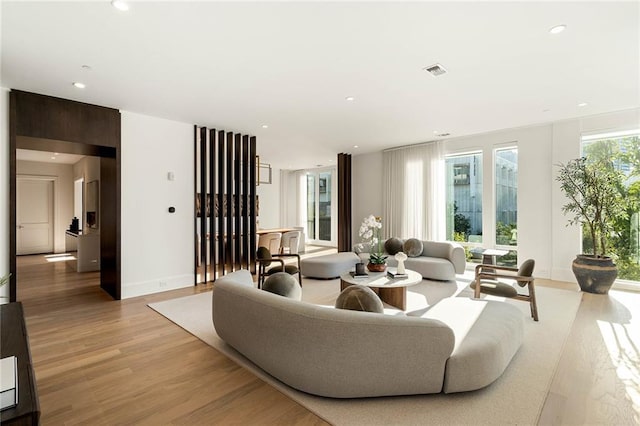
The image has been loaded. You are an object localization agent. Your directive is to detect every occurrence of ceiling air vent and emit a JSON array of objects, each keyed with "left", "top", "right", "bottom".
[{"left": 423, "top": 63, "right": 447, "bottom": 77}]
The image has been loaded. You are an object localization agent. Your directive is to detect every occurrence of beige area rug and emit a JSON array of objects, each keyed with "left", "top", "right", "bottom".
[{"left": 149, "top": 274, "right": 582, "bottom": 425}]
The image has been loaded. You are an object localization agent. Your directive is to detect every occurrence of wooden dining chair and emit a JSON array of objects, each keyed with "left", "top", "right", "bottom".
[
  {"left": 257, "top": 232, "right": 282, "bottom": 254},
  {"left": 280, "top": 231, "right": 301, "bottom": 254},
  {"left": 256, "top": 246, "right": 302, "bottom": 289}
]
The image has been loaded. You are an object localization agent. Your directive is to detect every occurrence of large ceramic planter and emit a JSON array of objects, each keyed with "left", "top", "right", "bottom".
[{"left": 571, "top": 254, "right": 617, "bottom": 294}]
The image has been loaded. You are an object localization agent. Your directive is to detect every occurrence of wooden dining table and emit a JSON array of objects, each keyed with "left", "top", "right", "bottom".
[{"left": 256, "top": 228, "right": 296, "bottom": 235}]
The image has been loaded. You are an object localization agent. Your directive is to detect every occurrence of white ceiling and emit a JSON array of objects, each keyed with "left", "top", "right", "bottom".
[
  {"left": 2, "top": 1, "right": 638, "bottom": 170},
  {"left": 16, "top": 149, "right": 85, "bottom": 165}
]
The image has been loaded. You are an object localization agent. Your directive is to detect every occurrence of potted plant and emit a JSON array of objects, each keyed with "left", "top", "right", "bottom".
[
  {"left": 358, "top": 214, "right": 388, "bottom": 272},
  {"left": 0, "top": 273, "right": 11, "bottom": 304},
  {"left": 556, "top": 157, "right": 625, "bottom": 294}
]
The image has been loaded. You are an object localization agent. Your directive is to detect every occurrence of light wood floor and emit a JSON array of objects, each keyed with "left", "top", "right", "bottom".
[
  {"left": 14, "top": 255, "right": 640, "bottom": 425},
  {"left": 15, "top": 255, "right": 328, "bottom": 425}
]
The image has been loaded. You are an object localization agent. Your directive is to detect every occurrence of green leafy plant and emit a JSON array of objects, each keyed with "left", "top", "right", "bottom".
[
  {"left": 0, "top": 273, "right": 11, "bottom": 301},
  {"left": 556, "top": 157, "right": 626, "bottom": 256},
  {"left": 368, "top": 252, "right": 388, "bottom": 265}
]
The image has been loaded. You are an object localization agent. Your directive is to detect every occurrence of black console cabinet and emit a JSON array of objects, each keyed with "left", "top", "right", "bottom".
[{"left": 0, "top": 302, "right": 40, "bottom": 425}]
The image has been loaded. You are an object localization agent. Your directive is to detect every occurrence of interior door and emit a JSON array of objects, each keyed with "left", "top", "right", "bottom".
[{"left": 17, "top": 177, "right": 54, "bottom": 255}]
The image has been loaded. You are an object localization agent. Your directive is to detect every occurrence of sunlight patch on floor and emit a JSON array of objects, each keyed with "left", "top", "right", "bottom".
[
  {"left": 596, "top": 294, "right": 640, "bottom": 421},
  {"left": 44, "top": 254, "right": 76, "bottom": 262}
]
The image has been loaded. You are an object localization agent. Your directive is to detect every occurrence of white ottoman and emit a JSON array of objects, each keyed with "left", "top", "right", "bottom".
[{"left": 300, "top": 252, "right": 360, "bottom": 279}]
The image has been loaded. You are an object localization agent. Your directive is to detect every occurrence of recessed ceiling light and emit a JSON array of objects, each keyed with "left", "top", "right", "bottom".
[
  {"left": 261, "top": 124, "right": 269, "bottom": 129},
  {"left": 50, "top": 156, "right": 56, "bottom": 160},
  {"left": 345, "top": 96, "right": 355, "bottom": 102},
  {"left": 111, "top": 0, "right": 129, "bottom": 11},
  {"left": 424, "top": 63, "right": 447, "bottom": 77},
  {"left": 54, "top": 152, "right": 59, "bottom": 155},
  {"left": 578, "top": 102, "right": 588, "bottom": 107},
  {"left": 353, "top": 145, "right": 359, "bottom": 149},
  {"left": 549, "top": 24, "right": 566, "bottom": 34},
  {"left": 433, "top": 131, "right": 439, "bottom": 135},
  {"left": 72, "top": 82, "right": 86, "bottom": 89}
]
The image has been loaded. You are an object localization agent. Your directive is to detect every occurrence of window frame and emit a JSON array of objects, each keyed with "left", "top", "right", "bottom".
[
  {"left": 444, "top": 150, "right": 485, "bottom": 260},
  {"left": 580, "top": 128, "right": 640, "bottom": 290},
  {"left": 492, "top": 144, "right": 518, "bottom": 252}
]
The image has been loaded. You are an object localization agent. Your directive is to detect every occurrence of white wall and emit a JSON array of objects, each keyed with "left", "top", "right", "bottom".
[
  {"left": 352, "top": 151, "right": 384, "bottom": 245},
  {"left": 0, "top": 88, "right": 9, "bottom": 301},
  {"left": 120, "top": 111, "right": 194, "bottom": 299},
  {"left": 256, "top": 166, "right": 280, "bottom": 229},
  {"left": 352, "top": 108, "right": 640, "bottom": 283},
  {"left": 17, "top": 160, "right": 74, "bottom": 253},
  {"left": 443, "top": 124, "right": 554, "bottom": 279}
]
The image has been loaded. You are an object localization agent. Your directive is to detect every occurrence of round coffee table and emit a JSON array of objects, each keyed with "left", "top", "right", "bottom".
[{"left": 339, "top": 268, "right": 422, "bottom": 310}]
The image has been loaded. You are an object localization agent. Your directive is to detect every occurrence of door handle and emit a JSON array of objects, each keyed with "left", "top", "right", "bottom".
[{"left": 17, "top": 225, "right": 24, "bottom": 229}]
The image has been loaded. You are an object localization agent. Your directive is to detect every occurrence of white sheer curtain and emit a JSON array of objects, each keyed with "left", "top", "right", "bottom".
[
  {"left": 382, "top": 141, "right": 445, "bottom": 241},
  {"left": 279, "top": 169, "right": 308, "bottom": 230}
]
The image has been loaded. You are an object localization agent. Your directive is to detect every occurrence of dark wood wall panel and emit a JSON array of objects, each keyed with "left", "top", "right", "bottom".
[
  {"left": 249, "top": 137, "right": 257, "bottom": 273},
  {"left": 209, "top": 129, "right": 217, "bottom": 281},
  {"left": 12, "top": 90, "right": 119, "bottom": 147},
  {"left": 242, "top": 135, "right": 249, "bottom": 269},
  {"left": 193, "top": 126, "right": 198, "bottom": 284},
  {"left": 193, "top": 127, "right": 257, "bottom": 282},
  {"left": 233, "top": 134, "right": 241, "bottom": 270},
  {"left": 338, "top": 153, "right": 353, "bottom": 252},
  {"left": 9, "top": 92, "right": 17, "bottom": 302},
  {"left": 100, "top": 156, "right": 119, "bottom": 299},
  {"left": 217, "top": 131, "right": 226, "bottom": 276},
  {"left": 10, "top": 90, "right": 121, "bottom": 301},
  {"left": 225, "top": 132, "right": 233, "bottom": 271},
  {"left": 199, "top": 127, "right": 208, "bottom": 281}
]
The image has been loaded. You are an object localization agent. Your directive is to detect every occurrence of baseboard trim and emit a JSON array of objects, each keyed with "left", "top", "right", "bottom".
[
  {"left": 121, "top": 274, "right": 194, "bottom": 299},
  {"left": 551, "top": 268, "right": 576, "bottom": 284}
]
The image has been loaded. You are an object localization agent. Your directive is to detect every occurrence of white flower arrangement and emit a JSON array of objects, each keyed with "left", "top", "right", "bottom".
[
  {"left": 358, "top": 214, "right": 381, "bottom": 246},
  {"left": 358, "top": 214, "right": 387, "bottom": 264}
]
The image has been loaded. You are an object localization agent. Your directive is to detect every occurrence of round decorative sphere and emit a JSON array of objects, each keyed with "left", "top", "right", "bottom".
[
  {"left": 384, "top": 237, "right": 404, "bottom": 255},
  {"left": 335, "top": 285, "right": 384, "bottom": 313},
  {"left": 403, "top": 238, "right": 423, "bottom": 257},
  {"left": 262, "top": 272, "right": 302, "bottom": 300}
]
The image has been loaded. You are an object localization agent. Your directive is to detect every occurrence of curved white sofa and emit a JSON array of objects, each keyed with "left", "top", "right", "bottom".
[
  {"left": 358, "top": 240, "right": 466, "bottom": 281},
  {"left": 212, "top": 270, "right": 524, "bottom": 398}
]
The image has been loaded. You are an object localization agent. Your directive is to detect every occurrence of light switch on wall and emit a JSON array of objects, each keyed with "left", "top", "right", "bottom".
[{"left": 167, "top": 172, "right": 175, "bottom": 181}]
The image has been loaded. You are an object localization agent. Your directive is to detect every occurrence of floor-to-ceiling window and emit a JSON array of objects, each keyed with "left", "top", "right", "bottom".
[
  {"left": 306, "top": 174, "right": 316, "bottom": 240},
  {"left": 582, "top": 129, "right": 640, "bottom": 286},
  {"left": 494, "top": 146, "right": 518, "bottom": 266},
  {"left": 445, "top": 152, "right": 483, "bottom": 261},
  {"left": 305, "top": 168, "right": 336, "bottom": 245},
  {"left": 445, "top": 146, "right": 518, "bottom": 267}
]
